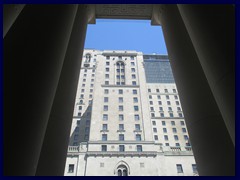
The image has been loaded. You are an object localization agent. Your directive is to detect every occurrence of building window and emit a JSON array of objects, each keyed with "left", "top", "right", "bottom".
[
  {"left": 119, "top": 89, "right": 123, "bottom": 94},
  {"left": 176, "top": 101, "right": 180, "bottom": 105},
  {"left": 171, "top": 121, "right": 175, "bottom": 126},
  {"left": 148, "top": 89, "right": 151, "bottom": 92},
  {"left": 104, "top": 97, "right": 108, "bottom": 102},
  {"left": 164, "top": 89, "right": 168, "bottom": 93},
  {"left": 77, "top": 120, "right": 80, "bottom": 125},
  {"left": 131, "top": 62, "right": 135, "bottom": 66},
  {"left": 103, "top": 114, "right": 108, "bottom": 121},
  {"left": 157, "top": 95, "right": 161, "bottom": 99},
  {"left": 149, "top": 101, "right": 153, "bottom": 105},
  {"left": 79, "top": 106, "right": 82, "bottom": 110},
  {"left": 133, "top": 90, "right": 137, "bottom": 94},
  {"left": 167, "top": 101, "right": 171, "bottom": 105},
  {"left": 166, "top": 95, "right": 169, "bottom": 99},
  {"left": 174, "top": 95, "right": 178, "bottom": 99},
  {"left": 177, "top": 107, "right": 181, "bottom": 111},
  {"left": 130, "top": 56, "right": 134, "bottom": 60},
  {"left": 83, "top": 79, "right": 86, "bottom": 82},
  {"left": 84, "top": 69, "right": 87, "bottom": 72},
  {"left": 135, "top": 115, "right": 140, "bottom": 120},
  {"left": 119, "top": 114, "right": 124, "bottom": 121},
  {"left": 184, "top": 135, "right": 189, "bottom": 140},
  {"left": 80, "top": 94, "right": 84, "bottom": 98},
  {"left": 131, "top": 68, "right": 135, "bottom": 72},
  {"left": 153, "top": 128, "right": 157, "bottom": 133},
  {"left": 174, "top": 135, "right": 179, "bottom": 141},
  {"left": 134, "top": 106, "right": 139, "bottom": 111},
  {"left": 173, "top": 89, "right": 177, "bottom": 93},
  {"left": 182, "top": 128, "right": 187, "bottom": 133},
  {"left": 154, "top": 135, "right": 158, "bottom": 140},
  {"left": 85, "top": 127, "right": 89, "bottom": 134},
  {"left": 82, "top": 84, "right": 85, "bottom": 87},
  {"left": 73, "top": 142, "right": 77, "bottom": 146},
  {"left": 102, "top": 145, "right": 107, "bottom": 152},
  {"left": 133, "top": 97, "right": 138, "bottom": 103},
  {"left": 116, "top": 61, "right": 125, "bottom": 85},
  {"left": 176, "top": 164, "right": 183, "bottom": 173},
  {"left": 137, "top": 145, "right": 142, "bottom": 152},
  {"left": 74, "top": 134, "right": 78, "bottom": 140},
  {"left": 165, "top": 143, "right": 169, "bottom": 146},
  {"left": 162, "top": 121, "right": 166, "bottom": 126},
  {"left": 68, "top": 164, "right": 74, "bottom": 173},
  {"left": 105, "top": 74, "right": 109, "bottom": 79},
  {"left": 90, "top": 84, "right": 94, "bottom": 87},
  {"left": 106, "top": 68, "right": 109, "bottom": 72},
  {"left": 103, "top": 105, "right": 108, "bottom": 111},
  {"left": 119, "top": 124, "right": 124, "bottom": 130},
  {"left": 175, "top": 143, "right": 180, "bottom": 147},
  {"left": 160, "top": 113, "right": 164, "bottom": 117},
  {"left": 159, "top": 107, "right": 163, "bottom": 111},
  {"left": 151, "top": 113, "right": 155, "bottom": 117},
  {"left": 172, "top": 128, "right": 177, "bottom": 133},
  {"left": 132, "top": 74, "right": 136, "bottom": 79},
  {"left": 119, "top": 145, "right": 125, "bottom": 152},
  {"left": 102, "top": 134, "right": 107, "bottom": 141},
  {"left": 119, "top": 134, "right": 124, "bottom": 141},
  {"left": 102, "top": 124, "right": 108, "bottom": 131},
  {"left": 104, "top": 89, "right": 109, "bottom": 94},
  {"left": 136, "top": 134, "right": 141, "bottom": 141},
  {"left": 163, "top": 128, "right": 167, "bottom": 133},
  {"left": 89, "top": 95, "right": 92, "bottom": 98},
  {"left": 119, "top": 97, "right": 123, "bottom": 103},
  {"left": 168, "top": 107, "right": 172, "bottom": 111},
  {"left": 178, "top": 113, "right": 183, "bottom": 117},
  {"left": 106, "top": 56, "right": 110, "bottom": 60},
  {"left": 135, "top": 124, "right": 140, "bottom": 131},
  {"left": 158, "top": 101, "right": 162, "bottom": 105},
  {"left": 152, "top": 121, "right": 156, "bottom": 125},
  {"left": 192, "top": 164, "right": 198, "bottom": 174},
  {"left": 84, "top": 135, "right": 89, "bottom": 140},
  {"left": 106, "top": 62, "right": 110, "bottom": 66},
  {"left": 81, "top": 89, "right": 85, "bottom": 93},
  {"left": 164, "top": 135, "right": 168, "bottom": 141},
  {"left": 169, "top": 113, "right": 174, "bottom": 117},
  {"left": 149, "top": 95, "right": 152, "bottom": 99},
  {"left": 132, "top": 81, "right": 137, "bottom": 85},
  {"left": 150, "top": 107, "right": 154, "bottom": 111},
  {"left": 105, "top": 81, "right": 109, "bottom": 85},
  {"left": 119, "top": 106, "right": 123, "bottom": 111},
  {"left": 156, "top": 89, "right": 160, "bottom": 93}
]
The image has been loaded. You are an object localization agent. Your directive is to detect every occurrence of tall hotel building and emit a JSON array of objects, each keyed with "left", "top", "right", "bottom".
[{"left": 64, "top": 49, "right": 197, "bottom": 176}]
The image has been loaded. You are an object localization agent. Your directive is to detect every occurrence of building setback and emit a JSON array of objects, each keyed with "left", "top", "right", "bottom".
[{"left": 64, "top": 49, "right": 197, "bottom": 176}]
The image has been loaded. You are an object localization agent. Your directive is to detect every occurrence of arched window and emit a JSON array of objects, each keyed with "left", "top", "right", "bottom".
[
  {"left": 116, "top": 61, "right": 125, "bottom": 85},
  {"left": 117, "top": 165, "right": 128, "bottom": 176}
]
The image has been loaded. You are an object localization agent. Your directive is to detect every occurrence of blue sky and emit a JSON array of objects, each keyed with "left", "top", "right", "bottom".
[{"left": 84, "top": 19, "right": 168, "bottom": 55}]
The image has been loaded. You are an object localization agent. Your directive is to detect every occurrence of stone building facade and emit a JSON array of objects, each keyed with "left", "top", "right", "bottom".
[{"left": 64, "top": 49, "right": 197, "bottom": 176}]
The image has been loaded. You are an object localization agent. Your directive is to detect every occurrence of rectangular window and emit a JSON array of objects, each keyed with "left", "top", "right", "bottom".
[
  {"left": 176, "top": 101, "right": 180, "bottom": 105},
  {"left": 178, "top": 113, "right": 183, "bottom": 117},
  {"left": 101, "top": 145, "right": 107, "bottom": 152},
  {"left": 79, "top": 106, "right": 82, "bottom": 110},
  {"left": 84, "top": 69, "right": 87, "bottom": 72},
  {"left": 164, "top": 135, "right": 168, "bottom": 141},
  {"left": 136, "top": 134, "right": 141, "bottom": 141},
  {"left": 105, "top": 74, "right": 109, "bottom": 79},
  {"left": 135, "top": 124, "right": 140, "bottom": 131},
  {"left": 119, "top": 145, "right": 125, "bottom": 152},
  {"left": 81, "top": 89, "right": 85, "bottom": 92},
  {"left": 162, "top": 121, "right": 166, "bottom": 126},
  {"left": 153, "top": 128, "right": 157, "bottom": 133},
  {"left": 102, "top": 124, "right": 108, "bottom": 130},
  {"left": 102, "top": 134, "right": 107, "bottom": 141},
  {"left": 74, "top": 134, "right": 78, "bottom": 140},
  {"left": 177, "top": 107, "right": 181, "bottom": 111},
  {"left": 169, "top": 113, "right": 174, "bottom": 117},
  {"left": 171, "top": 121, "right": 175, "bottom": 126},
  {"left": 184, "top": 135, "right": 189, "bottom": 140},
  {"left": 150, "top": 107, "right": 154, "bottom": 111},
  {"left": 163, "top": 128, "right": 167, "bottom": 133},
  {"left": 82, "top": 84, "right": 85, "bottom": 87},
  {"left": 131, "top": 68, "right": 135, "bottom": 72},
  {"left": 119, "top": 114, "right": 124, "bottom": 121},
  {"left": 172, "top": 128, "right": 177, "bottom": 133},
  {"left": 180, "top": 121, "right": 185, "bottom": 125},
  {"left": 174, "top": 135, "right": 179, "bottom": 140},
  {"left": 103, "top": 105, "right": 108, "bottom": 111},
  {"left": 137, "top": 145, "right": 142, "bottom": 152},
  {"left": 152, "top": 121, "right": 156, "bottom": 125},
  {"left": 119, "top": 124, "right": 124, "bottom": 130},
  {"left": 119, "top": 106, "right": 123, "bottom": 111},
  {"left": 167, "top": 101, "right": 171, "bottom": 105},
  {"left": 77, "top": 120, "right": 80, "bottom": 125},
  {"left": 119, "top": 97, "right": 123, "bottom": 103},
  {"left": 130, "top": 56, "right": 134, "bottom": 60},
  {"left": 158, "top": 101, "right": 162, "bottom": 105},
  {"left": 173, "top": 89, "right": 177, "bottom": 93},
  {"left": 164, "top": 89, "right": 168, "bottom": 93},
  {"left": 85, "top": 127, "right": 89, "bottom": 134},
  {"left": 103, "top": 114, "right": 108, "bottom": 121},
  {"left": 104, "top": 89, "right": 109, "bottom": 94},
  {"left": 175, "top": 143, "right": 180, "bottom": 147},
  {"left": 150, "top": 101, "right": 153, "bottom": 105},
  {"left": 149, "top": 95, "right": 152, "bottom": 99},
  {"left": 159, "top": 107, "right": 163, "bottom": 111},
  {"left": 90, "top": 84, "right": 93, "bottom": 87},
  {"left": 106, "top": 68, "right": 109, "bottom": 72},
  {"left": 165, "top": 143, "right": 169, "bottom": 146},
  {"left": 192, "top": 164, "right": 198, "bottom": 174},
  {"left": 132, "top": 81, "right": 136, "bottom": 85},
  {"left": 166, "top": 95, "right": 169, "bottom": 99},
  {"left": 104, "top": 97, "right": 108, "bottom": 102},
  {"left": 105, "top": 81, "right": 109, "bottom": 85},
  {"left": 132, "top": 74, "right": 136, "bottom": 79},
  {"left": 174, "top": 95, "right": 178, "bottom": 99},
  {"left": 131, "top": 62, "right": 135, "bottom": 66},
  {"left": 106, "top": 62, "right": 110, "bottom": 66},
  {"left": 182, "top": 128, "right": 187, "bottom": 133},
  {"left": 68, "top": 164, "right": 74, "bottom": 173},
  {"left": 154, "top": 135, "right": 158, "bottom": 140},
  {"left": 135, "top": 115, "right": 140, "bottom": 120},
  {"left": 134, "top": 106, "right": 139, "bottom": 111},
  {"left": 157, "top": 95, "right": 161, "bottom": 99},
  {"left": 151, "top": 113, "right": 155, "bottom": 117},
  {"left": 168, "top": 107, "right": 172, "bottom": 111},
  {"left": 176, "top": 164, "right": 183, "bottom": 173},
  {"left": 119, "top": 134, "right": 124, "bottom": 141},
  {"left": 160, "top": 113, "right": 164, "bottom": 117},
  {"left": 148, "top": 89, "right": 151, "bottom": 92},
  {"left": 106, "top": 56, "right": 110, "bottom": 60},
  {"left": 89, "top": 95, "right": 92, "bottom": 98},
  {"left": 133, "top": 90, "right": 137, "bottom": 94},
  {"left": 133, "top": 97, "right": 138, "bottom": 103},
  {"left": 119, "top": 89, "right": 123, "bottom": 94}
]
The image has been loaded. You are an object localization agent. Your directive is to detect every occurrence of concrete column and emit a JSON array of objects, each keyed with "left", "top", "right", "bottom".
[
  {"left": 177, "top": 5, "right": 235, "bottom": 145},
  {"left": 4, "top": 5, "right": 78, "bottom": 175},
  {"left": 35, "top": 5, "right": 90, "bottom": 176},
  {"left": 3, "top": 4, "right": 25, "bottom": 38},
  {"left": 158, "top": 5, "right": 234, "bottom": 175}
]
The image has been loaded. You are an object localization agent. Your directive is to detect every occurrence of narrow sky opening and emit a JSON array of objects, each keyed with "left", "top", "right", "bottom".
[{"left": 84, "top": 19, "right": 168, "bottom": 55}]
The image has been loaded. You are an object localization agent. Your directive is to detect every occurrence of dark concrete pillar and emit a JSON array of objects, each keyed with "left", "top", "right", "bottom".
[
  {"left": 3, "top": 4, "right": 25, "bottom": 38},
  {"left": 35, "top": 5, "right": 89, "bottom": 176},
  {"left": 177, "top": 5, "right": 235, "bottom": 145},
  {"left": 158, "top": 5, "right": 234, "bottom": 175},
  {"left": 4, "top": 5, "right": 78, "bottom": 175}
]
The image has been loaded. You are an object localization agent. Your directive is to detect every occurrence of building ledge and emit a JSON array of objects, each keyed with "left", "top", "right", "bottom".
[
  {"left": 101, "top": 85, "right": 140, "bottom": 88},
  {"left": 86, "top": 151, "right": 157, "bottom": 157}
]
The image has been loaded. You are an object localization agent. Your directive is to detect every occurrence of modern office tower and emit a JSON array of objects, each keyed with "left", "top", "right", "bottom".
[{"left": 64, "top": 49, "right": 197, "bottom": 176}]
